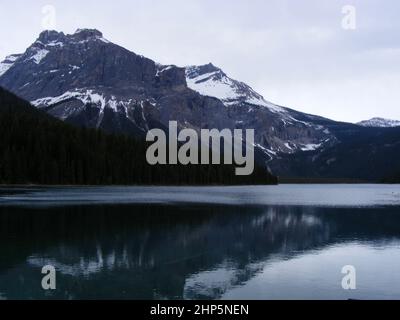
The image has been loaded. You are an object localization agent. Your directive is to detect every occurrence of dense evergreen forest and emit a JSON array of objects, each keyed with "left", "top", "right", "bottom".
[{"left": 0, "top": 87, "right": 277, "bottom": 185}]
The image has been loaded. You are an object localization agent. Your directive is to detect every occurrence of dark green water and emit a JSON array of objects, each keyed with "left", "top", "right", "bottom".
[{"left": 1, "top": 185, "right": 400, "bottom": 300}]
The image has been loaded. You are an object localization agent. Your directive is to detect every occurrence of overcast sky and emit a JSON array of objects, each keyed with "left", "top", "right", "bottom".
[{"left": 0, "top": 0, "right": 399, "bottom": 122}]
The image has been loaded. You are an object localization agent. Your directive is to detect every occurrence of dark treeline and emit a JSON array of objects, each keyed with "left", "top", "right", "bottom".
[
  {"left": 0, "top": 88, "right": 277, "bottom": 185},
  {"left": 381, "top": 174, "right": 400, "bottom": 184}
]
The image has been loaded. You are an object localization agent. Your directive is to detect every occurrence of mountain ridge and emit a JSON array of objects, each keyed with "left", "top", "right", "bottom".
[
  {"left": 0, "top": 28, "right": 335, "bottom": 161},
  {"left": 1, "top": 28, "right": 400, "bottom": 181}
]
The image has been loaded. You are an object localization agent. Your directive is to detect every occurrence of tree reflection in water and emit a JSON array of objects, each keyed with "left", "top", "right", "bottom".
[{"left": 1, "top": 204, "right": 400, "bottom": 299}]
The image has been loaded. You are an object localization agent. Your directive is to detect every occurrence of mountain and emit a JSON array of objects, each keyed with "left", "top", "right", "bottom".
[
  {"left": 357, "top": 117, "right": 400, "bottom": 128},
  {"left": 185, "top": 63, "right": 338, "bottom": 154},
  {"left": 270, "top": 124, "right": 400, "bottom": 181},
  {"left": 1, "top": 28, "right": 400, "bottom": 182},
  {"left": 0, "top": 87, "right": 277, "bottom": 185},
  {"left": 0, "top": 29, "right": 335, "bottom": 162}
]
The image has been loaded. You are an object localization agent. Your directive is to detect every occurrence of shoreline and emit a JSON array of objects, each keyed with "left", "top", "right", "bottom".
[{"left": 0, "top": 182, "right": 399, "bottom": 188}]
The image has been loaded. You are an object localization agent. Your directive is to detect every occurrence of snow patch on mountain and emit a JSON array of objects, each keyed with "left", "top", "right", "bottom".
[
  {"left": 0, "top": 62, "right": 13, "bottom": 77},
  {"left": 0, "top": 54, "right": 22, "bottom": 76},
  {"left": 155, "top": 65, "right": 174, "bottom": 77},
  {"left": 186, "top": 71, "right": 238, "bottom": 100},
  {"left": 30, "top": 89, "right": 153, "bottom": 127},
  {"left": 357, "top": 117, "right": 400, "bottom": 128},
  {"left": 29, "top": 49, "right": 50, "bottom": 64},
  {"left": 31, "top": 91, "right": 82, "bottom": 107},
  {"left": 185, "top": 64, "right": 285, "bottom": 114},
  {"left": 31, "top": 90, "right": 115, "bottom": 113},
  {"left": 301, "top": 143, "right": 323, "bottom": 151},
  {"left": 46, "top": 41, "right": 65, "bottom": 48}
]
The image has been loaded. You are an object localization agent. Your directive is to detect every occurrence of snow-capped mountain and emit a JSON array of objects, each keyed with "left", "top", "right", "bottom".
[
  {"left": 357, "top": 117, "right": 400, "bottom": 128},
  {"left": 185, "top": 63, "right": 338, "bottom": 155},
  {"left": 185, "top": 63, "right": 283, "bottom": 112},
  {"left": 0, "top": 29, "right": 235, "bottom": 138},
  {"left": 0, "top": 28, "right": 337, "bottom": 167}
]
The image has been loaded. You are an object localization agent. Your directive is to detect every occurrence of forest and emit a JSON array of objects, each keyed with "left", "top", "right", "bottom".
[{"left": 0, "top": 87, "right": 277, "bottom": 185}]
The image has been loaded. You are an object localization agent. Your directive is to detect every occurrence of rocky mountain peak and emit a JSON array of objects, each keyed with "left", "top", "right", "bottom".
[
  {"left": 37, "top": 30, "right": 65, "bottom": 44},
  {"left": 186, "top": 63, "right": 224, "bottom": 79},
  {"left": 35, "top": 29, "right": 106, "bottom": 47},
  {"left": 197, "top": 63, "right": 222, "bottom": 74},
  {"left": 72, "top": 28, "right": 103, "bottom": 41}
]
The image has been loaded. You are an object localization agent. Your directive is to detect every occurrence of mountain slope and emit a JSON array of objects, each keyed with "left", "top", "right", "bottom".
[
  {"left": 185, "top": 63, "right": 339, "bottom": 157},
  {"left": 185, "top": 63, "right": 283, "bottom": 112},
  {"left": 0, "top": 87, "right": 277, "bottom": 185}
]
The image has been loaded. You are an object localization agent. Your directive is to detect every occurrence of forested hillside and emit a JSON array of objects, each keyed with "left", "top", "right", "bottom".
[{"left": 0, "top": 87, "right": 277, "bottom": 185}]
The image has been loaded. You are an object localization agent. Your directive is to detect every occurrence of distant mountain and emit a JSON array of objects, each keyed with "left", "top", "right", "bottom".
[
  {"left": 0, "top": 87, "right": 277, "bottom": 185},
  {"left": 271, "top": 124, "right": 400, "bottom": 181},
  {"left": 357, "top": 117, "right": 400, "bottom": 128},
  {"left": 1, "top": 28, "right": 400, "bottom": 181}
]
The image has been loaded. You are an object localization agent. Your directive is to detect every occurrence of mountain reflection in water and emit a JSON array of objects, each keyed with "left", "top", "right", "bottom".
[{"left": 1, "top": 201, "right": 400, "bottom": 300}]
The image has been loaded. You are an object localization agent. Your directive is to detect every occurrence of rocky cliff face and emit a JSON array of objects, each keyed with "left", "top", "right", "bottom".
[
  {"left": 0, "top": 29, "right": 235, "bottom": 137},
  {"left": 0, "top": 28, "right": 342, "bottom": 174}
]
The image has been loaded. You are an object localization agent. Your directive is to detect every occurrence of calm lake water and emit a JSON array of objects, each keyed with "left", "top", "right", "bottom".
[{"left": 1, "top": 184, "right": 400, "bottom": 300}]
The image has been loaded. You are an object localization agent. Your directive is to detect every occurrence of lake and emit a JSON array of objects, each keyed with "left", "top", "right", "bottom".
[{"left": 1, "top": 184, "right": 400, "bottom": 300}]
